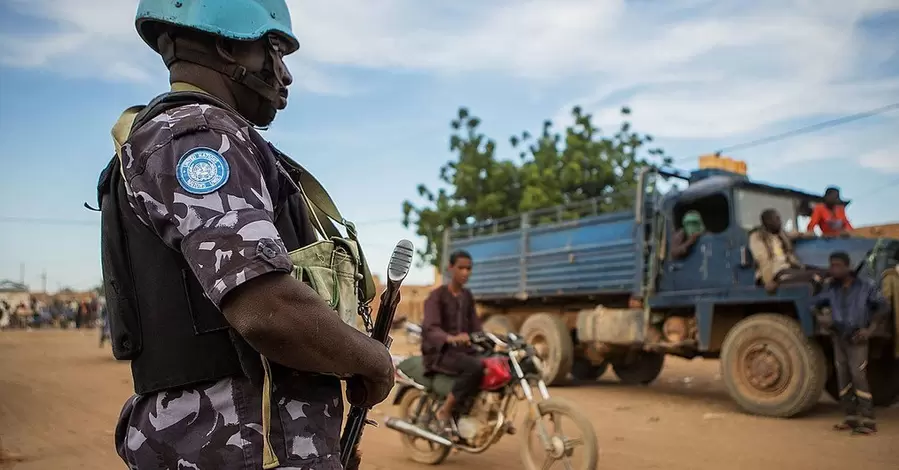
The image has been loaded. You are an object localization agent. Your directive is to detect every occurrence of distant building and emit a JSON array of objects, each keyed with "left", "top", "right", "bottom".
[
  {"left": 852, "top": 223, "right": 899, "bottom": 240},
  {"left": 0, "top": 280, "right": 31, "bottom": 316},
  {"left": 367, "top": 267, "right": 443, "bottom": 325}
]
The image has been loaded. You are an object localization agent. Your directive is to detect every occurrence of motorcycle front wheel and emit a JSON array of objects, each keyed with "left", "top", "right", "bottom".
[
  {"left": 520, "top": 397, "right": 599, "bottom": 470},
  {"left": 397, "top": 389, "right": 452, "bottom": 465}
]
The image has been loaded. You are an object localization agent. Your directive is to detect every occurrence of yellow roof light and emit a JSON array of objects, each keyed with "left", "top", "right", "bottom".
[{"left": 698, "top": 154, "right": 747, "bottom": 175}]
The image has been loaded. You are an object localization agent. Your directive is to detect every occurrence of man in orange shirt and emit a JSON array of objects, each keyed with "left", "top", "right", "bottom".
[{"left": 808, "top": 187, "right": 853, "bottom": 236}]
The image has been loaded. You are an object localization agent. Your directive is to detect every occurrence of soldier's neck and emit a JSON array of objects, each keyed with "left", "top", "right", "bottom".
[{"left": 169, "top": 65, "right": 239, "bottom": 110}]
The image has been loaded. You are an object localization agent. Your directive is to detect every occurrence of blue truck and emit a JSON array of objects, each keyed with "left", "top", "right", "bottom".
[{"left": 443, "top": 165, "right": 899, "bottom": 418}]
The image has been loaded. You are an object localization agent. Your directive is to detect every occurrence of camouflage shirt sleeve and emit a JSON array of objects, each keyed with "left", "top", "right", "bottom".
[{"left": 122, "top": 103, "right": 293, "bottom": 307}]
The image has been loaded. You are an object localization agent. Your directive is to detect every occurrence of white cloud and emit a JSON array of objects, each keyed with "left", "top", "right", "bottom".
[
  {"left": 1, "top": 0, "right": 897, "bottom": 148},
  {"left": 742, "top": 116, "right": 899, "bottom": 174},
  {"left": 859, "top": 145, "right": 899, "bottom": 173}
]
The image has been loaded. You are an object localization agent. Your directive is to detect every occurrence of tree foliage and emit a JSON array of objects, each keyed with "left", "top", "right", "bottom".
[{"left": 402, "top": 106, "right": 670, "bottom": 268}]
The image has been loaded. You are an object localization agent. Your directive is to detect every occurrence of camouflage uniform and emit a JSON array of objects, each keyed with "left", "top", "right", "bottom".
[{"left": 114, "top": 102, "right": 343, "bottom": 469}]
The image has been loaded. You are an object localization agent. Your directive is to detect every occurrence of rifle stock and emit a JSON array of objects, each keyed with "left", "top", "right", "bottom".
[{"left": 340, "top": 239, "right": 414, "bottom": 469}]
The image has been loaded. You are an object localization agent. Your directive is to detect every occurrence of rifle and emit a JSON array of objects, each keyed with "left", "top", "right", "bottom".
[{"left": 340, "top": 239, "right": 414, "bottom": 469}]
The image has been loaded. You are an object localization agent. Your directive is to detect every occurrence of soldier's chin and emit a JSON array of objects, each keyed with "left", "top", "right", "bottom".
[
  {"left": 250, "top": 105, "right": 278, "bottom": 127},
  {"left": 275, "top": 95, "right": 288, "bottom": 110}
]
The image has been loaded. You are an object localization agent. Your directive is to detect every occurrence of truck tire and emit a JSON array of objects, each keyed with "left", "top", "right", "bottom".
[
  {"left": 520, "top": 313, "right": 574, "bottom": 386},
  {"left": 612, "top": 352, "right": 664, "bottom": 385},
  {"left": 571, "top": 356, "right": 608, "bottom": 382},
  {"left": 482, "top": 314, "right": 514, "bottom": 336},
  {"left": 720, "top": 314, "right": 827, "bottom": 418}
]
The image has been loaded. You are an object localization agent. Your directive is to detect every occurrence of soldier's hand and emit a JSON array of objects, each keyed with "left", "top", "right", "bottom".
[
  {"left": 347, "top": 371, "right": 395, "bottom": 409},
  {"left": 347, "top": 342, "right": 395, "bottom": 408}
]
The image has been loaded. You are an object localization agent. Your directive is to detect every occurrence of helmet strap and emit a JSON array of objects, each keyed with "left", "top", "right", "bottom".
[{"left": 158, "top": 33, "right": 282, "bottom": 105}]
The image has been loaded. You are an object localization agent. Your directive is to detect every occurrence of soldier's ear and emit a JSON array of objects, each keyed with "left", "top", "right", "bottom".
[{"left": 215, "top": 38, "right": 237, "bottom": 64}]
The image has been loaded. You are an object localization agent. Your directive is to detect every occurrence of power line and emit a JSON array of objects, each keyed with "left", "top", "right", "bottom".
[
  {"left": 0, "top": 215, "right": 404, "bottom": 227},
  {"left": 716, "top": 103, "right": 899, "bottom": 155},
  {"left": 0, "top": 216, "right": 98, "bottom": 226},
  {"left": 671, "top": 102, "right": 899, "bottom": 164}
]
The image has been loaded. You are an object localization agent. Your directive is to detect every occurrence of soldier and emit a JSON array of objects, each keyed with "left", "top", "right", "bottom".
[{"left": 98, "top": 1, "right": 394, "bottom": 468}]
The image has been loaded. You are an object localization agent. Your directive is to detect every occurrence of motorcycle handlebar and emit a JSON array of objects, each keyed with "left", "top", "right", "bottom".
[{"left": 402, "top": 322, "right": 526, "bottom": 351}]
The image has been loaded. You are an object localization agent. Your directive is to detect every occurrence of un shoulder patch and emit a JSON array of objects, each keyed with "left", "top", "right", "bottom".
[{"left": 176, "top": 147, "right": 230, "bottom": 195}]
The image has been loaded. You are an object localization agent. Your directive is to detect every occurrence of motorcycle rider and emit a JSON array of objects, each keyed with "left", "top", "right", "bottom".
[{"left": 421, "top": 250, "right": 484, "bottom": 433}]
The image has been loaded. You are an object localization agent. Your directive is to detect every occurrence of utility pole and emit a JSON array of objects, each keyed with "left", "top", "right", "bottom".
[
  {"left": 41, "top": 270, "right": 47, "bottom": 293},
  {"left": 19, "top": 263, "right": 24, "bottom": 285}
]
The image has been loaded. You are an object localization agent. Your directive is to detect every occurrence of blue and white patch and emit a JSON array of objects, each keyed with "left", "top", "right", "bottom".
[{"left": 176, "top": 147, "right": 230, "bottom": 195}]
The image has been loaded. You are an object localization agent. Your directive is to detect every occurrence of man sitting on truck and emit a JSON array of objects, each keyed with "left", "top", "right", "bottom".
[
  {"left": 670, "top": 210, "right": 705, "bottom": 260},
  {"left": 748, "top": 208, "right": 820, "bottom": 293},
  {"left": 814, "top": 251, "right": 890, "bottom": 435},
  {"left": 807, "top": 187, "right": 853, "bottom": 237},
  {"left": 421, "top": 249, "right": 485, "bottom": 434}
]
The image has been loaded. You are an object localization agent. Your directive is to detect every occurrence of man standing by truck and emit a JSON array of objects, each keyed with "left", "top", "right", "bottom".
[
  {"left": 421, "top": 250, "right": 484, "bottom": 435},
  {"left": 814, "top": 251, "right": 890, "bottom": 435}
]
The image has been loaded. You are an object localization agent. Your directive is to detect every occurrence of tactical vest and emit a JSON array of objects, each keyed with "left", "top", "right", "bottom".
[{"left": 96, "top": 90, "right": 377, "bottom": 394}]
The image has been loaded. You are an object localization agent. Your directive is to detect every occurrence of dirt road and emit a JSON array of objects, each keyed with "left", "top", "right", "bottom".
[{"left": 1, "top": 330, "right": 896, "bottom": 469}]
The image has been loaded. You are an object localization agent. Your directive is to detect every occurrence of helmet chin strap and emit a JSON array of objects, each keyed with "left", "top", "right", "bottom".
[{"left": 158, "top": 33, "right": 282, "bottom": 107}]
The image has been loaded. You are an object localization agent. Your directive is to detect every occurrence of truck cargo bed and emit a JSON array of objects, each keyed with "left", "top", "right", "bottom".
[{"left": 447, "top": 210, "right": 640, "bottom": 301}]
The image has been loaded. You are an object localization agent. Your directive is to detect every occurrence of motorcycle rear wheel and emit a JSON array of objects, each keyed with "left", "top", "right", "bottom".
[
  {"left": 397, "top": 389, "right": 452, "bottom": 465},
  {"left": 520, "top": 397, "right": 599, "bottom": 470}
]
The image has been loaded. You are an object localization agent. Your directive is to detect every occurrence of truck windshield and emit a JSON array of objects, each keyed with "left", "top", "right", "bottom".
[{"left": 734, "top": 188, "right": 809, "bottom": 232}]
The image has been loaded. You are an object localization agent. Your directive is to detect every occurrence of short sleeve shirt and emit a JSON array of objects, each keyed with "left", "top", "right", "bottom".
[
  {"left": 121, "top": 103, "right": 294, "bottom": 307},
  {"left": 115, "top": 103, "right": 344, "bottom": 469}
]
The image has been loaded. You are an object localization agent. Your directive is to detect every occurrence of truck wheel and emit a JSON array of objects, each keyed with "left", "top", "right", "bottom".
[
  {"left": 482, "top": 314, "right": 514, "bottom": 336},
  {"left": 720, "top": 314, "right": 827, "bottom": 418},
  {"left": 612, "top": 352, "right": 664, "bottom": 385},
  {"left": 570, "top": 356, "right": 608, "bottom": 382},
  {"left": 520, "top": 313, "right": 574, "bottom": 386}
]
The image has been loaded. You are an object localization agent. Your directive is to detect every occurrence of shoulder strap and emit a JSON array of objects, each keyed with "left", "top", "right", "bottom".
[
  {"left": 100, "top": 91, "right": 378, "bottom": 303},
  {"left": 273, "top": 150, "right": 377, "bottom": 303}
]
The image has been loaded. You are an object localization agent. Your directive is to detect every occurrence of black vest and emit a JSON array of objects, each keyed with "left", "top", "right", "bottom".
[{"left": 97, "top": 92, "right": 315, "bottom": 394}]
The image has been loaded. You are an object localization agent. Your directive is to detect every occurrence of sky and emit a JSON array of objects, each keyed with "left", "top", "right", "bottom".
[{"left": 0, "top": 0, "right": 898, "bottom": 292}]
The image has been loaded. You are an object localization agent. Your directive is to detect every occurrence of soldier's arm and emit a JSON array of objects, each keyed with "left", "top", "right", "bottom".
[
  {"left": 124, "top": 110, "right": 390, "bottom": 380},
  {"left": 222, "top": 273, "right": 392, "bottom": 379}
]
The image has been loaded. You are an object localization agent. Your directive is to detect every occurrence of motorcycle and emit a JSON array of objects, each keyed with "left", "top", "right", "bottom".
[{"left": 387, "top": 324, "right": 599, "bottom": 469}]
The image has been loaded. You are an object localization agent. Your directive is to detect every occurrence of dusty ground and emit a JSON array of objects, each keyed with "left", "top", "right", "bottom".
[{"left": 1, "top": 330, "right": 897, "bottom": 470}]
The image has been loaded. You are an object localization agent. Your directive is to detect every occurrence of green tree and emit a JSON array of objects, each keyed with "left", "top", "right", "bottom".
[{"left": 402, "top": 105, "right": 669, "bottom": 268}]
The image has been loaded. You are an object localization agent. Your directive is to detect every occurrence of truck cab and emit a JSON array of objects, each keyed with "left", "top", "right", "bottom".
[
  {"left": 635, "top": 166, "right": 899, "bottom": 416},
  {"left": 445, "top": 160, "right": 899, "bottom": 418}
]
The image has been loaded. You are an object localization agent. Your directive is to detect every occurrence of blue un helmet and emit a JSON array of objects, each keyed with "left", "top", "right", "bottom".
[
  {"left": 135, "top": 0, "right": 299, "bottom": 109},
  {"left": 135, "top": 0, "right": 299, "bottom": 54}
]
